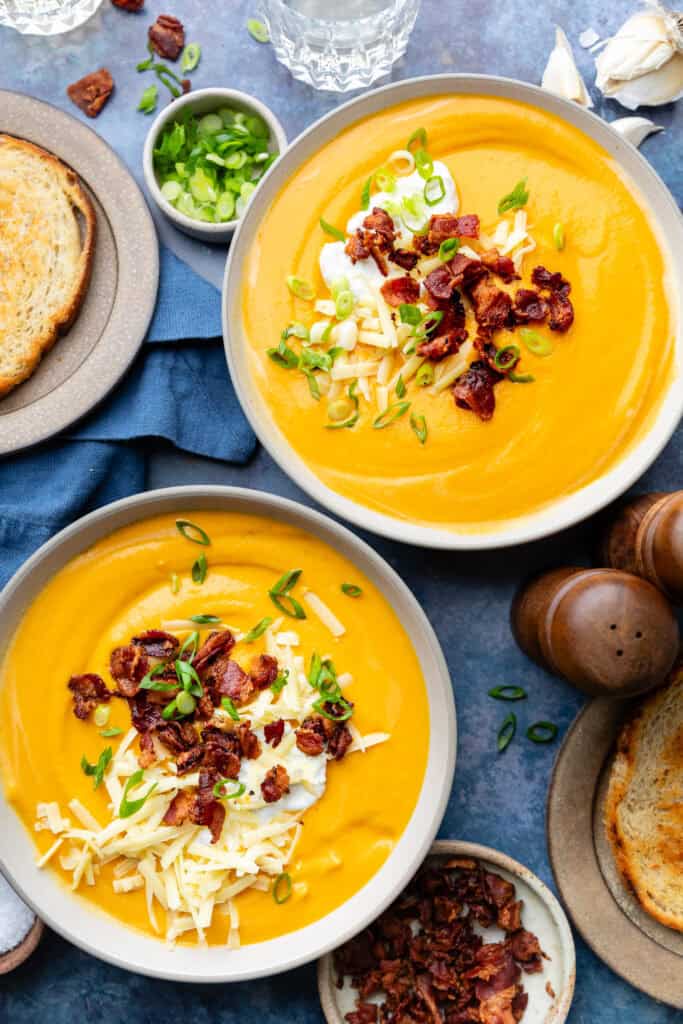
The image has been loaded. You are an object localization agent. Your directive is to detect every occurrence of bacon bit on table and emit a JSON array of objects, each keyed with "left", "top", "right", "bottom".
[
  {"left": 111, "top": 0, "right": 144, "bottom": 9},
  {"left": 334, "top": 857, "right": 546, "bottom": 1024},
  {"left": 148, "top": 14, "right": 185, "bottom": 60},
  {"left": 261, "top": 764, "right": 290, "bottom": 803},
  {"left": 66, "top": 69, "right": 114, "bottom": 118},
  {"left": 68, "top": 673, "right": 111, "bottom": 720}
]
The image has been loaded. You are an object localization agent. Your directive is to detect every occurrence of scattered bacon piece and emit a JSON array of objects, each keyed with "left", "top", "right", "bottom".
[
  {"left": 424, "top": 264, "right": 457, "bottom": 301},
  {"left": 390, "top": 249, "right": 419, "bottom": 271},
  {"left": 110, "top": 645, "right": 149, "bottom": 698},
  {"left": 328, "top": 723, "right": 353, "bottom": 761},
  {"left": 176, "top": 745, "right": 204, "bottom": 775},
  {"left": 468, "top": 276, "right": 513, "bottom": 333},
  {"left": 138, "top": 730, "right": 156, "bottom": 768},
  {"left": 162, "top": 790, "right": 193, "bottom": 826},
  {"left": 548, "top": 291, "right": 574, "bottom": 332},
  {"left": 156, "top": 721, "right": 197, "bottom": 755},
  {"left": 130, "top": 692, "right": 164, "bottom": 733},
  {"left": 512, "top": 288, "right": 548, "bottom": 324},
  {"left": 193, "top": 630, "right": 235, "bottom": 674},
  {"left": 346, "top": 1005, "right": 378, "bottom": 1024},
  {"left": 498, "top": 900, "right": 523, "bottom": 933},
  {"left": 418, "top": 328, "right": 468, "bottom": 362},
  {"left": 111, "top": 0, "right": 144, "bottom": 9},
  {"left": 191, "top": 769, "right": 225, "bottom": 843},
  {"left": 296, "top": 716, "right": 327, "bottom": 756},
  {"left": 449, "top": 252, "right": 488, "bottom": 289},
  {"left": 345, "top": 207, "right": 395, "bottom": 276},
  {"left": 531, "top": 265, "right": 570, "bottom": 295},
  {"left": 67, "top": 69, "right": 114, "bottom": 118},
  {"left": 345, "top": 234, "right": 369, "bottom": 263},
  {"left": 202, "top": 725, "right": 242, "bottom": 778},
  {"left": 237, "top": 721, "right": 262, "bottom": 759},
  {"left": 261, "top": 764, "right": 290, "bottom": 803},
  {"left": 68, "top": 673, "right": 111, "bottom": 720},
  {"left": 213, "top": 659, "right": 254, "bottom": 704},
  {"left": 195, "top": 694, "right": 215, "bottom": 720},
  {"left": 130, "top": 630, "right": 179, "bottom": 660},
  {"left": 249, "top": 653, "right": 278, "bottom": 690},
  {"left": 264, "top": 719, "right": 285, "bottom": 748},
  {"left": 480, "top": 248, "right": 519, "bottom": 283},
  {"left": 148, "top": 13, "right": 184, "bottom": 59},
  {"left": 453, "top": 360, "right": 501, "bottom": 421},
  {"left": 510, "top": 929, "right": 544, "bottom": 973},
  {"left": 430, "top": 213, "right": 480, "bottom": 245},
  {"left": 380, "top": 275, "right": 420, "bottom": 307}
]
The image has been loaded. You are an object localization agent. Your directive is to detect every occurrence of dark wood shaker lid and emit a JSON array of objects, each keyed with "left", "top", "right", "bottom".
[{"left": 637, "top": 492, "right": 683, "bottom": 604}]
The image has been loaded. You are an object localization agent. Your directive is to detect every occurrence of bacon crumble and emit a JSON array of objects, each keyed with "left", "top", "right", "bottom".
[
  {"left": 68, "top": 673, "right": 111, "bottom": 720},
  {"left": 67, "top": 69, "right": 114, "bottom": 118},
  {"left": 148, "top": 13, "right": 184, "bottom": 59},
  {"left": 261, "top": 764, "right": 290, "bottom": 804}
]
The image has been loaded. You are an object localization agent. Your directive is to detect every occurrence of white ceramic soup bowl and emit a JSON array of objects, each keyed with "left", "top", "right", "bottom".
[
  {"left": 222, "top": 74, "right": 683, "bottom": 550},
  {"left": 0, "top": 485, "right": 455, "bottom": 982}
]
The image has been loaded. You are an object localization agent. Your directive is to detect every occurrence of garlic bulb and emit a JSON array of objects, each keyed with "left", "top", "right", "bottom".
[
  {"left": 596, "top": 1, "right": 683, "bottom": 108},
  {"left": 542, "top": 27, "right": 594, "bottom": 106},
  {"left": 610, "top": 115, "right": 664, "bottom": 145}
]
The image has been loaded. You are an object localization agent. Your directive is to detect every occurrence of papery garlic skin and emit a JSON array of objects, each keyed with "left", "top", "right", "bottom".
[
  {"left": 595, "top": 2, "right": 683, "bottom": 108},
  {"left": 610, "top": 115, "right": 664, "bottom": 145},
  {"left": 542, "top": 26, "right": 594, "bottom": 107}
]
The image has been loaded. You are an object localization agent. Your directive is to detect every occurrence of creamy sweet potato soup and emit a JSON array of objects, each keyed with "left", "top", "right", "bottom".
[
  {"left": 242, "top": 95, "right": 676, "bottom": 531},
  {"left": 0, "top": 512, "right": 429, "bottom": 945}
]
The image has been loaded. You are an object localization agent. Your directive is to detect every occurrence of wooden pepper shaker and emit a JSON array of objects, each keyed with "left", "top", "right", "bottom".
[
  {"left": 600, "top": 491, "right": 683, "bottom": 604},
  {"left": 511, "top": 567, "right": 679, "bottom": 698}
]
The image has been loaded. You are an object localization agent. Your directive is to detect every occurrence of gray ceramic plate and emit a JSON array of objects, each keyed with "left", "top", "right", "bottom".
[
  {"left": 0, "top": 90, "right": 158, "bottom": 455},
  {"left": 0, "top": 485, "right": 455, "bottom": 981},
  {"left": 318, "top": 840, "right": 576, "bottom": 1024},
  {"left": 547, "top": 700, "right": 683, "bottom": 1008}
]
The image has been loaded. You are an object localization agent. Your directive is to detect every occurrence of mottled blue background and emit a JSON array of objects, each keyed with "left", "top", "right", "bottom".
[{"left": 1, "top": 0, "right": 682, "bottom": 1020}]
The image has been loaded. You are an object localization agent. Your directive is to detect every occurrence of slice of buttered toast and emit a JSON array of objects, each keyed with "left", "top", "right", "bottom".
[
  {"left": 0, "top": 135, "right": 96, "bottom": 397},
  {"left": 606, "top": 668, "right": 683, "bottom": 932}
]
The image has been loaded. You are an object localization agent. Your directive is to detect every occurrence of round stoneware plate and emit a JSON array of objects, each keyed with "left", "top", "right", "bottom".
[
  {"left": 0, "top": 485, "right": 455, "bottom": 982},
  {"left": 547, "top": 700, "right": 683, "bottom": 1008},
  {"left": 222, "top": 74, "right": 683, "bottom": 551},
  {"left": 318, "top": 840, "right": 576, "bottom": 1024},
  {"left": 0, "top": 91, "right": 158, "bottom": 455}
]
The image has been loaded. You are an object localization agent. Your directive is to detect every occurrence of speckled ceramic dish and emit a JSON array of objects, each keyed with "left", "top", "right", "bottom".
[
  {"left": 0, "top": 485, "right": 455, "bottom": 982},
  {"left": 547, "top": 700, "right": 683, "bottom": 1008},
  {"left": 0, "top": 90, "right": 158, "bottom": 456},
  {"left": 318, "top": 840, "right": 576, "bottom": 1024}
]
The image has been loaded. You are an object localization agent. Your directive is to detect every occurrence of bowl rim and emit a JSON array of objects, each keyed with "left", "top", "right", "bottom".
[
  {"left": 142, "top": 86, "right": 287, "bottom": 237},
  {"left": 222, "top": 72, "right": 683, "bottom": 551},
  {"left": 0, "top": 484, "right": 456, "bottom": 982}
]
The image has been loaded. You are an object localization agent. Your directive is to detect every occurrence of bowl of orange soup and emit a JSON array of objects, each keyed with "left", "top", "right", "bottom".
[
  {"left": 0, "top": 486, "right": 454, "bottom": 981},
  {"left": 223, "top": 76, "right": 683, "bottom": 549}
]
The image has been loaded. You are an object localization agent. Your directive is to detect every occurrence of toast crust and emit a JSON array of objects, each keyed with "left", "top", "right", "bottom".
[{"left": 0, "top": 134, "right": 96, "bottom": 397}]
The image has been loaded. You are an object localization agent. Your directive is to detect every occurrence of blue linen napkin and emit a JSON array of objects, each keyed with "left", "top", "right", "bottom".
[{"left": 0, "top": 249, "right": 257, "bottom": 588}]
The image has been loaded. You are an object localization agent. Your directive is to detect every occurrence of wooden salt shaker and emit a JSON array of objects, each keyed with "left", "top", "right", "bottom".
[
  {"left": 600, "top": 491, "right": 683, "bottom": 604},
  {"left": 511, "top": 567, "right": 679, "bottom": 698}
]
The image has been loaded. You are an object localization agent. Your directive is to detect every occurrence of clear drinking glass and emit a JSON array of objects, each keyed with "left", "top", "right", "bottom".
[
  {"left": 0, "top": 0, "right": 103, "bottom": 35},
  {"left": 260, "top": 0, "right": 421, "bottom": 92}
]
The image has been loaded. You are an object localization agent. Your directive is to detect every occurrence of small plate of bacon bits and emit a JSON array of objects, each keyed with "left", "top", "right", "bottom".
[{"left": 318, "top": 841, "right": 575, "bottom": 1024}]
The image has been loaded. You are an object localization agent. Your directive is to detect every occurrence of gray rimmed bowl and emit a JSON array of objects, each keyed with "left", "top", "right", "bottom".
[
  {"left": 318, "top": 840, "right": 576, "bottom": 1024},
  {"left": 222, "top": 74, "right": 683, "bottom": 550},
  {"left": 143, "top": 88, "right": 286, "bottom": 244},
  {"left": 0, "top": 485, "right": 455, "bottom": 982}
]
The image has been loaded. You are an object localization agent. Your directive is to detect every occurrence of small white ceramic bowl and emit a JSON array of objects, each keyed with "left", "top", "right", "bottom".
[
  {"left": 0, "top": 485, "right": 455, "bottom": 982},
  {"left": 143, "top": 87, "right": 287, "bottom": 244},
  {"left": 318, "top": 840, "right": 576, "bottom": 1024}
]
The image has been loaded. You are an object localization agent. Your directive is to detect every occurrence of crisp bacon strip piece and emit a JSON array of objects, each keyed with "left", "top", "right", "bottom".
[
  {"left": 176, "top": 746, "right": 204, "bottom": 775},
  {"left": 380, "top": 275, "right": 420, "bottom": 307},
  {"left": 202, "top": 725, "right": 242, "bottom": 778},
  {"left": 237, "top": 721, "right": 261, "bottom": 759},
  {"left": 296, "top": 716, "right": 327, "bottom": 756},
  {"left": 328, "top": 722, "right": 353, "bottom": 761},
  {"left": 190, "top": 769, "right": 225, "bottom": 843},
  {"left": 249, "top": 653, "right": 278, "bottom": 690},
  {"left": 162, "top": 790, "right": 193, "bottom": 826},
  {"left": 131, "top": 630, "right": 179, "bottom": 660},
  {"left": 156, "top": 721, "right": 197, "bottom": 754},
  {"left": 193, "top": 630, "right": 235, "bottom": 673},
  {"left": 110, "top": 645, "right": 149, "bottom": 698},
  {"left": 264, "top": 719, "right": 285, "bottom": 748},
  {"left": 450, "top": 252, "right": 488, "bottom": 288},
  {"left": 148, "top": 13, "right": 184, "bottom": 59},
  {"left": 67, "top": 69, "right": 114, "bottom": 117},
  {"left": 213, "top": 659, "right": 255, "bottom": 704},
  {"left": 512, "top": 288, "right": 548, "bottom": 324},
  {"left": 138, "top": 731, "right": 156, "bottom": 768},
  {"left": 345, "top": 207, "right": 395, "bottom": 276},
  {"left": 453, "top": 360, "right": 501, "bottom": 421},
  {"left": 111, "top": 0, "right": 144, "bottom": 9},
  {"left": 480, "top": 248, "right": 519, "bottom": 283},
  {"left": 468, "top": 276, "right": 513, "bottom": 333},
  {"left": 531, "top": 265, "right": 570, "bottom": 295},
  {"left": 510, "top": 930, "right": 544, "bottom": 973},
  {"left": 424, "top": 264, "right": 457, "bottom": 301},
  {"left": 130, "top": 692, "right": 164, "bottom": 733},
  {"left": 68, "top": 673, "right": 111, "bottom": 720},
  {"left": 418, "top": 328, "right": 468, "bottom": 362},
  {"left": 261, "top": 764, "right": 290, "bottom": 803},
  {"left": 531, "top": 266, "right": 574, "bottom": 332},
  {"left": 390, "top": 249, "right": 419, "bottom": 271}
]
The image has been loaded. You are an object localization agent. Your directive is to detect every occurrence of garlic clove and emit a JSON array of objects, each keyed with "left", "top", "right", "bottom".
[
  {"left": 579, "top": 28, "right": 601, "bottom": 49},
  {"left": 542, "top": 26, "right": 594, "bottom": 107},
  {"left": 604, "top": 51, "right": 683, "bottom": 108},
  {"left": 610, "top": 115, "right": 664, "bottom": 146},
  {"left": 595, "top": 10, "right": 678, "bottom": 89}
]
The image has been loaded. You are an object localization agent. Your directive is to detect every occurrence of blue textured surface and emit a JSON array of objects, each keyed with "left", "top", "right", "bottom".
[{"left": 1, "top": 0, "right": 683, "bottom": 1021}]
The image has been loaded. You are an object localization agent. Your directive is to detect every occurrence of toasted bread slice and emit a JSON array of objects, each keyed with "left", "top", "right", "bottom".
[
  {"left": 605, "top": 667, "right": 683, "bottom": 932},
  {"left": 0, "top": 134, "right": 96, "bottom": 397}
]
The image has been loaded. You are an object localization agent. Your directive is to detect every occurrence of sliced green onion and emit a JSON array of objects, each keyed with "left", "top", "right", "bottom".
[
  {"left": 171, "top": 573, "right": 180, "bottom": 594},
  {"left": 417, "top": 310, "right": 444, "bottom": 338},
  {"left": 178, "top": 631, "right": 200, "bottom": 662},
  {"left": 335, "top": 289, "right": 355, "bottom": 320},
  {"left": 93, "top": 705, "right": 110, "bottom": 728},
  {"left": 286, "top": 276, "right": 315, "bottom": 301},
  {"left": 410, "top": 412, "right": 428, "bottom": 445},
  {"left": 175, "top": 658, "right": 203, "bottom": 696},
  {"left": 197, "top": 113, "right": 223, "bottom": 136},
  {"left": 140, "top": 663, "right": 176, "bottom": 692},
  {"left": 221, "top": 697, "right": 240, "bottom": 721},
  {"left": 439, "top": 237, "right": 460, "bottom": 261},
  {"left": 527, "top": 721, "right": 559, "bottom": 744},
  {"left": 180, "top": 42, "right": 201, "bottom": 73},
  {"left": 269, "top": 568, "right": 306, "bottom": 620},
  {"left": 320, "top": 217, "right": 346, "bottom": 242},
  {"left": 190, "top": 614, "right": 221, "bottom": 625},
  {"left": 373, "top": 401, "right": 411, "bottom": 430},
  {"left": 395, "top": 375, "right": 406, "bottom": 399},
  {"left": 374, "top": 167, "right": 396, "bottom": 193},
  {"left": 273, "top": 871, "right": 292, "bottom": 904},
  {"left": 302, "top": 368, "right": 320, "bottom": 400},
  {"left": 100, "top": 727, "right": 123, "bottom": 738},
  {"left": 308, "top": 651, "right": 322, "bottom": 690},
  {"left": 243, "top": 617, "right": 273, "bottom": 642},
  {"left": 401, "top": 193, "right": 428, "bottom": 232},
  {"left": 326, "top": 381, "right": 360, "bottom": 430},
  {"left": 267, "top": 337, "right": 299, "bottom": 370},
  {"left": 493, "top": 345, "right": 520, "bottom": 372},
  {"left": 137, "top": 84, "right": 158, "bottom": 115},
  {"left": 360, "top": 175, "right": 372, "bottom": 210},
  {"left": 162, "top": 698, "right": 178, "bottom": 720},
  {"left": 176, "top": 519, "right": 211, "bottom": 546},
  {"left": 247, "top": 18, "right": 270, "bottom": 42},
  {"left": 313, "top": 696, "right": 353, "bottom": 722},
  {"left": 416, "top": 363, "right": 434, "bottom": 387},
  {"left": 553, "top": 222, "right": 566, "bottom": 251},
  {"left": 488, "top": 685, "right": 527, "bottom": 701},
  {"left": 341, "top": 583, "right": 362, "bottom": 598},
  {"left": 399, "top": 303, "right": 422, "bottom": 326},
  {"left": 271, "top": 669, "right": 289, "bottom": 695},
  {"left": 326, "top": 397, "right": 353, "bottom": 423},
  {"left": 81, "top": 747, "right": 112, "bottom": 790},
  {"left": 406, "top": 127, "right": 428, "bottom": 151},
  {"left": 213, "top": 778, "right": 246, "bottom": 800},
  {"left": 497, "top": 713, "right": 517, "bottom": 753},
  {"left": 520, "top": 329, "right": 553, "bottom": 358},
  {"left": 508, "top": 371, "right": 535, "bottom": 383},
  {"left": 192, "top": 553, "right": 208, "bottom": 584},
  {"left": 119, "top": 770, "right": 158, "bottom": 818},
  {"left": 498, "top": 178, "right": 529, "bottom": 215},
  {"left": 301, "top": 348, "right": 333, "bottom": 373},
  {"left": 330, "top": 276, "right": 349, "bottom": 300},
  {"left": 424, "top": 176, "right": 446, "bottom": 206},
  {"left": 321, "top": 321, "right": 334, "bottom": 343},
  {"left": 414, "top": 148, "right": 434, "bottom": 181},
  {"left": 285, "top": 322, "right": 309, "bottom": 341},
  {"left": 176, "top": 690, "right": 196, "bottom": 716}
]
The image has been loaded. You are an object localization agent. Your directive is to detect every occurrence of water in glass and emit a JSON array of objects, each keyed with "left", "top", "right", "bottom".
[
  {"left": 261, "top": 0, "right": 421, "bottom": 91},
  {"left": 0, "top": 0, "right": 103, "bottom": 35}
]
